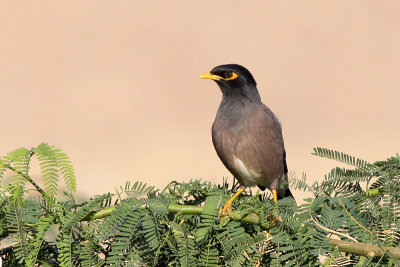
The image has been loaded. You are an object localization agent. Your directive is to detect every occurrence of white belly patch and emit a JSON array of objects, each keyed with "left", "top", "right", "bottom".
[{"left": 233, "top": 157, "right": 262, "bottom": 186}]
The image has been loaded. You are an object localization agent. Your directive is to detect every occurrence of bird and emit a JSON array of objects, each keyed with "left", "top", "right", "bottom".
[{"left": 200, "top": 64, "right": 293, "bottom": 216}]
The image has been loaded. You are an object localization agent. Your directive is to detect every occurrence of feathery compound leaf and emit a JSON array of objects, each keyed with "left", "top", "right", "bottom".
[
  {"left": 105, "top": 199, "right": 147, "bottom": 265},
  {"left": 34, "top": 143, "right": 60, "bottom": 200},
  {"left": 116, "top": 181, "right": 155, "bottom": 199},
  {"left": 77, "top": 240, "right": 99, "bottom": 267},
  {"left": 198, "top": 245, "right": 219, "bottom": 267},
  {"left": 170, "top": 221, "right": 197, "bottom": 267},
  {"left": 141, "top": 210, "right": 161, "bottom": 250},
  {"left": 26, "top": 215, "right": 55, "bottom": 267},
  {"left": 0, "top": 158, "right": 8, "bottom": 179},
  {"left": 289, "top": 172, "right": 312, "bottom": 192},
  {"left": 58, "top": 231, "right": 73, "bottom": 267},
  {"left": 53, "top": 148, "right": 76, "bottom": 192},
  {"left": 96, "top": 198, "right": 144, "bottom": 242},
  {"left": 0, "top": 147, "right": 32, "bottom": 184},
  {"left": 4, "top": 190, "right": 40, "bottom": 265},
  {"left": 62, "top": 194, "right": 111, "bottom": 232},
  {"left": 7, "top": 207, "right": 30, "bottom": 264},
  {"left": 313, "top": 147, "right": 376, "bottom": 171},
  {"left": 315, "top": 167, "right": 372, "bottom": 195},
  {"left": 195, "top": 194, "right": 224, "bottom": 242},
  {"left": 33, "top": 143, "right": 77, "bottom": 200}
]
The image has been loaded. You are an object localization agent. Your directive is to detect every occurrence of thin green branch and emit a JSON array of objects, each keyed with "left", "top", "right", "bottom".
[
  {"left": 83, "top": 203, "right": 259, "bottom": 224},
  {"left": 82, "top": 203, "right": 400, "bottom": 260},
  {"left": 6, "top": 164, "right": 45, "bottom": 196}
]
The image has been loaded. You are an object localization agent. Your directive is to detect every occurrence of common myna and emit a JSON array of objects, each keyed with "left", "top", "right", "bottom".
[{"left": 200, "top": 64, "right": 293, "bottom": 215}]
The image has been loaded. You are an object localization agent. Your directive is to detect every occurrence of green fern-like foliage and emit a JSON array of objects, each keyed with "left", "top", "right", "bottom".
[
  {"left": 0, "top": 147, "right": 32, "bottom": 185},
  {"left": 1, "top": 144, "right": 400, "bottom": 266},
  {"left": 0, "top": 143, "right": 76, "bottom": 202},
  {"left": 34, "top": 143, "right": 77, "bottom": 199}
]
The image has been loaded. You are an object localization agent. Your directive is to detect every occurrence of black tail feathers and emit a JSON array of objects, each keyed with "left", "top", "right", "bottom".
[{"left": 282, "top": 187, "right": 294, "bottom": 199}]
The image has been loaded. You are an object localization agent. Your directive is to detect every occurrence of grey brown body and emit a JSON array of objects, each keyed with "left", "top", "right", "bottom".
[{"left": 212, "top": 94, "right": 285, "bottom": 194}]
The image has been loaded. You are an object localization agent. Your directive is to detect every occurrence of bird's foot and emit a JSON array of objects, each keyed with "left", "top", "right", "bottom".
[
  {"left": 219, "top": 203, "right": 233, "bottom": 227},
  {"left": 219, "top": 202, "right": 233, "bottom": 217}
]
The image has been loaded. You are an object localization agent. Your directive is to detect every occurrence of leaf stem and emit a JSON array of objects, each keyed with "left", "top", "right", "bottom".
[{"left": 6, "top": 164, "right": 45, "bottom": 196}]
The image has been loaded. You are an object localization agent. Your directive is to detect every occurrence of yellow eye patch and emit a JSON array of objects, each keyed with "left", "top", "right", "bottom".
[{"left": 224, "top": 72, "right": 238, "bottom": 81}]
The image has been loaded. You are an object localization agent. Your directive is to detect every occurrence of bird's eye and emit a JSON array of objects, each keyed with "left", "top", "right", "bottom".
[
  {"left": 223, "top": 71, "right": 239, "bottom": 81},
  {"left": 224, "top": 72, "right": 232, "bottom": 78}
]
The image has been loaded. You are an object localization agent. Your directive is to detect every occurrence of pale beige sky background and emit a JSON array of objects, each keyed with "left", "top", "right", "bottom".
[{"left": 1, "top": 1, "right": 399, "bottom": 200}]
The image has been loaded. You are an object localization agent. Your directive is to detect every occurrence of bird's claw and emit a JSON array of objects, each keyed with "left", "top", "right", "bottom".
[
  {"left": 219, "top": 204, "right": 233, "bottom": 227},
  {"left": 219, "top": 203, "right": 233, "bottom": 217}
]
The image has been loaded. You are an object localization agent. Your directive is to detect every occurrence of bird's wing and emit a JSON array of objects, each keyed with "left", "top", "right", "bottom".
[{"left": 234, "top": 104, "right": 286, "bottom": 189}]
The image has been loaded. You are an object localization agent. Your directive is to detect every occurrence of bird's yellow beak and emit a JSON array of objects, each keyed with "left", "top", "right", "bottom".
[{"left": 199, "top": 72, "right": 223, "bottom": 81}]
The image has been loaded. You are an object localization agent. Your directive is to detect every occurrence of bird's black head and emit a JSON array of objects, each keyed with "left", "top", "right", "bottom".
[{"left": 200, "top": 64, "right": 260, "bottom": 101}]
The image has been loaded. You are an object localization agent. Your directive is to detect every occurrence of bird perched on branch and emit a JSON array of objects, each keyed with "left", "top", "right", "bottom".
[{"left": 200, "top": 64, "right": 294, "bottom": 216}]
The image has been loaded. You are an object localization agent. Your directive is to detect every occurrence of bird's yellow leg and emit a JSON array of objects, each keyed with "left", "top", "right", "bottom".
[
  {"left": 219, "top": 187, "right": 246, "bottom": 217},
  {"left": 272, "top": 190, "right": 278, "bottom": 204},
  {"left": 272, "top": 189, "right": 279, "bottom": 215}
]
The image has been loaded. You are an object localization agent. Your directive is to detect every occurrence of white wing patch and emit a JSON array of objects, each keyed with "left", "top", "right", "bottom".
[{"left": 233, "top": 157, "right": 262, "bottom": 186}]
